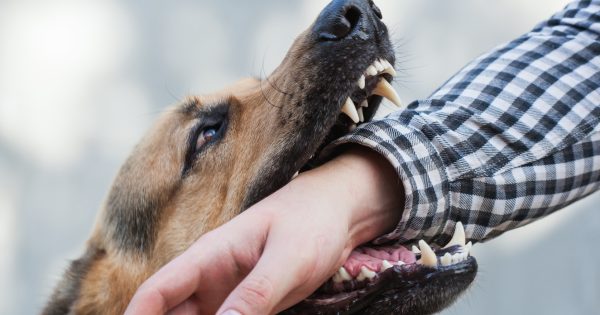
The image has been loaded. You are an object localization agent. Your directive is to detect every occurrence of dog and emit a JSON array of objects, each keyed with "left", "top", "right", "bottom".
[{"left": 43, "top": 0, "right": 476, "bottom": 314}]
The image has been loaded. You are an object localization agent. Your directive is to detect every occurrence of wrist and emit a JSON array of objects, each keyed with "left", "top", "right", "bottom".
[{"left": 297, "top": 146, "right": 403, "bottom": 249}]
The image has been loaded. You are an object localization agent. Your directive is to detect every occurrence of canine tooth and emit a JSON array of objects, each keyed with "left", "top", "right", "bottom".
[
  {"left": 441, "top": 253, "right": 452, "bottom": 266},
  {"left": 396, "top": 261, "right": 405, "bottom": 266},
  {"left": 381, "top": 260, "right": 394, "bottom": 271},
  {"left": 374, "top": 60, "right": 384, "bottom": 72},
  {"left": 443, "top": 222, "right": 466, "bottom": 249},
  {"left": 412, "top": 245, "right": 421, "bottom": 254},
  {"left": 338, "top": 267, "right": 352, "bottom": 281},
  {"left": 366, "top": 65, "right": 377, "bottom": 76},
  {"left": 357, "top": 75, "right": 365, "bottom": 89},
  {"left": 292, "top": 171, "right": 299, "bottom": 179},
  {"left": 373, "top": 79, "right": 403, "bottom": 107},
  {"left": 357, "top": 107, "right": 364, "bottom": 122},
  {"left": 418, "top": 240, "right": 438, "bottom": 268},
  {"left": 357, "top": 266, "right": 377, "bottom": 281},
  {"left": 341, "top": 98, "right": 359, "bottom": 123},
  {"left": 360, "top": 100, "right": 368, "bottom": 108}
]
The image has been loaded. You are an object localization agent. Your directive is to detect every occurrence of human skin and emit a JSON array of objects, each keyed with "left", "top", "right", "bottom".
[{"left": 125, "top": 147, "right": 403, "bottom": 315}]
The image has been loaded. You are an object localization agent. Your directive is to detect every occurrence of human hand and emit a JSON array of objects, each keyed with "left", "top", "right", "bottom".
[{"left": 125, "top": 147, "right": 402, "bottom": 315}]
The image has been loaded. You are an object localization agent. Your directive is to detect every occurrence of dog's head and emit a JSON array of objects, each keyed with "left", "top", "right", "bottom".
[
  {"left": 45, "top": 1, "right": 477, "bottom": 314},
  {"left": 102, "top": 0, "right": 401, "bottom": 258}
]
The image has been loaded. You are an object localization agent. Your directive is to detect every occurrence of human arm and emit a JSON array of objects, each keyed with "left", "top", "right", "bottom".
[
  {"left": 323, "top": 0, "right": 600, "bottom": 246},
  {"left": 125, "top": 147, "right": 403, "bottom": 315},
  {"left": 127, "top": 1, "right": 600, "bottom": 314}
]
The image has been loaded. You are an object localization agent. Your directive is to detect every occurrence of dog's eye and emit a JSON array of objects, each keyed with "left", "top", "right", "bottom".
[
  {"left": 182, "top": 103, "right": 229, "bottom": 176},
  {"left": 195, "top": 124, "right": 221, "bottom": 151}
]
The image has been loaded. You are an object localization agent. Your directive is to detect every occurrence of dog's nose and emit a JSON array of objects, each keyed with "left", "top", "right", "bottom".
[{"left": 313, "top": 0, "right": 383, "bottom": 41}]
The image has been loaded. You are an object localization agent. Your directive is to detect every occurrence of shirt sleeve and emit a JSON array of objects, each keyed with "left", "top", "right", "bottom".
[{"left": 324, "top": 0, "right": 600, "bottom": 245}]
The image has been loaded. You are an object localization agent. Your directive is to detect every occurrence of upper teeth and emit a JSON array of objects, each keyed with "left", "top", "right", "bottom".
[
  {"left": 372, "top": 79, "right": 403, "bottom": 108},
  {"left": 341, "top": 98, "right": 360, "bottom": 123},
  {"left": 340, "top": 58, "right": 402, "bottom": 123}
]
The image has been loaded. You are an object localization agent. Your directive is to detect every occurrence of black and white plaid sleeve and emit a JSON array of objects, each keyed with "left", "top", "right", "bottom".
[{"left": 327, "top": 0, "right": 600, "bottom": 245}]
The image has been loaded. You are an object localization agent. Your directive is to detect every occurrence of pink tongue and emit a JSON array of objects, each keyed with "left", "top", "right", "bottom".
[{"left": 343, "top": 245, "right": 416, "bottom": 277}]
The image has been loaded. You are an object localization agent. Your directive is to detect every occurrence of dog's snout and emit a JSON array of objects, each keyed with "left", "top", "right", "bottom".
[{"left": 314, "top": 0, "right": 382, "bottom": 41}]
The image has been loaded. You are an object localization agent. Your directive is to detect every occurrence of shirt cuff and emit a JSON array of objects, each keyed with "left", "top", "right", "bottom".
[{"left": 321, "top": 115, "right": 451, "bottom": 244}]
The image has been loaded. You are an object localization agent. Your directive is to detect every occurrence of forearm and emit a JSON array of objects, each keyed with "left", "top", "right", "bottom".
[{"left": 323, "top": 0, "right": 600, "bottom": 245}]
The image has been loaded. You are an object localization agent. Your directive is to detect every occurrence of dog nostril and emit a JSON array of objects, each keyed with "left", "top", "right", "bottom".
[
  {"left": 344, "top": 6, "right": 361, "bottom": 32},
  {"left": 318, "top": 5, "right": 362, "bottom": 41}
]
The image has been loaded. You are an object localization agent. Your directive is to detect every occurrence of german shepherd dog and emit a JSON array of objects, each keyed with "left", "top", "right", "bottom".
[{"left": 43, "top": 0, "right": 477, "bottom": 314}]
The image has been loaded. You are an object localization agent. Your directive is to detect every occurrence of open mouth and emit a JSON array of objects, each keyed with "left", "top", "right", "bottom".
[
  {"left": 299, "top": 57, "right": 402, "bottom": 173},
  {"left": 339, "top": 57, "right": 401, "bottom": 127},
  {"left": 285, "top": 59, "right": 477, "bottom": 314},
  {"left": 283, "top": 223, "right": 477, "bottom": 315}
]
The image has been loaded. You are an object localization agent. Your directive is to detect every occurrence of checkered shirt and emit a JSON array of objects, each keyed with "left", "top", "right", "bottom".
[{"left": 328, "top": 0, "right": 600, "bottom": 245}]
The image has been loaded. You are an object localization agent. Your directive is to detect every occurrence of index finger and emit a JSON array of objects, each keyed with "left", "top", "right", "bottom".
[{"left": 125, "top": 243, "right": 206, "bottom": 315}]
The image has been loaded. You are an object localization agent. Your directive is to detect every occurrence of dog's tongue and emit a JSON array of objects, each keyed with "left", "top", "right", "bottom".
[{"left": 343, "top": 245, "right": 416, "bottom": 277}]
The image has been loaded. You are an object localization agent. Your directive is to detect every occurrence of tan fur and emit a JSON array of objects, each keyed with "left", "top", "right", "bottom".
[{"left": 44, "top": 31, "right": 324, "bottom": 313}]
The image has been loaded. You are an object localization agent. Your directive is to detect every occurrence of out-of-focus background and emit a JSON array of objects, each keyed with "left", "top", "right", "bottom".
[{"left": 1, "top": 0, "right": 599, "bottom": 314}]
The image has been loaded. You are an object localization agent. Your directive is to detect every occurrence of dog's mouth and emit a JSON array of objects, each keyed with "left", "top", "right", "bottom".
[
  {"left": 299, "top": 57, "right": 400, "bottom": 173},
  {"left": 267, "top": 2, "right": 477, "bottom": 313},
  {"left": 283, "top": 54, "right": 477, "bottom": 314},
  {"left": 283, "top": 222, "right": 477, "bottom": 315}
]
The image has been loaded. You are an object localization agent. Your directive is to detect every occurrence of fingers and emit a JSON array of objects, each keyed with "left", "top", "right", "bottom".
[
  {"left": 216, "top": 231, "right": 329, "bottom": 315},
  {"left": 126, "top": 210, "right": 272, "bottom": 315},
  {"left": 125, "top": 243, "right": 207, "bottom": 315}
]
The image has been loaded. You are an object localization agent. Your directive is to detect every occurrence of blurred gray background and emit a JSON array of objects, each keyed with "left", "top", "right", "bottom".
[{"left": 1, "top": 0, "right": 598, "bottom": 314}]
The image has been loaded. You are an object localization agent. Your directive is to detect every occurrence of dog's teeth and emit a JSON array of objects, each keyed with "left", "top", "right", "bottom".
[
  {"left": 357, "top": 266, "right": 377, "bottom": 281},
  {"left": 374, "top": 60, "right": 384, "bottom": 72},
  {"left": 357, "top": 107, "right": 364, "bottom": 122},
  {"left": 338, "top": 267, "right": 352, "bottom": 281},
  {"left": 292, "top": 171, "right": 299, "bottom": 179},
  {"left": 366, "top": 65, "right": 378, "bottom": 76},
  {"left": 360, "top": 100, "right": 368, "bottom": 108},
  {"left": 381, "top": 260, "right": 394, "bottom": 271},
  {"left": 441, "top": 253, "right": 452, "bottom": 266},
  {"left": 451, "top": 253, "right": 462, "bottom": 264},
  {"left": 332, "top": 272, "right": 343, "bottom": 283},
  {"left": 465, "top": 241, "right": 473, "bottom": 254},
  {"left": 396, "top": 261, "right": 405, "bottom": 266},
  {"left": 443, "top": 222, "right": 466, "bottom": 249},
  {"left": 373, "top": 79, "right": 403, "bottom": 108},
  {"left": 461, "top": 252, "right": 468, "bottom": 261},
  {"left": 357, "top": 75, "right": 365, "bottom": 89},
  {"left": 412, "top": 245, "right": 421, "bottom": 254},
  {"left": 381, "top": 60, "right": 397, "bottom": 76},
  {"left": 341, "top": 97, "right": 359, "bottom": 123},
  {"left": 418, "top": 240, "right": 438, "bottom": 268}
]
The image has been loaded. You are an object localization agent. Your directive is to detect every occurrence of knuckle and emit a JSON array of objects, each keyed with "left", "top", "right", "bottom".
[{"left": 237, "top": 275, "right": 275, "bottom": 311}]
